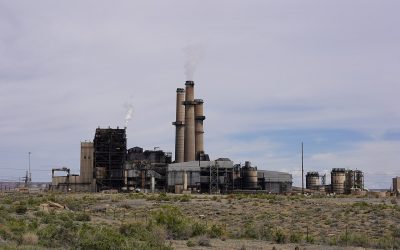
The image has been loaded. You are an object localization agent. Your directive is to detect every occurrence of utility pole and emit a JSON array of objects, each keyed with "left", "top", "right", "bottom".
[
  {"left": 302, "top": 142, "right": 304, "bottom": 194},
  {"left": 28, "top": 152, "right": 32, "bottom": 185}
]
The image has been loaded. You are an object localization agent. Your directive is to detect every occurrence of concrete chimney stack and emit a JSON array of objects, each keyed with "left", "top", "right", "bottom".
[
  {"left": 173, "top": 88, "right": 185, "bottom": 163},
  {"left": 194, "top": 99, "right": 205, "bottom": 159},
  {"left": 183, "top": 81, "right": 196, "bottom": 161}
]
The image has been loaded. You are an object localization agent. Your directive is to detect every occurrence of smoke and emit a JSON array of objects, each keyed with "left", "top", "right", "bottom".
[
  {"left": 124, "top": 101, "right": 134, "bottom": 127},
  {"left": 184, "top": 44, "right": 205, "bottom": 80}
]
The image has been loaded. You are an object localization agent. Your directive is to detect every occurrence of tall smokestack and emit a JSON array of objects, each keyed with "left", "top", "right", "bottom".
[
  {"left": 183, "top": 81, "right": 196, "bottom": 161},
  {"left": 173, "top": 88, "right": 185, "bottom": 163},
  {"left": 194, "top": 99, "right": 205, "bottom": 159}
]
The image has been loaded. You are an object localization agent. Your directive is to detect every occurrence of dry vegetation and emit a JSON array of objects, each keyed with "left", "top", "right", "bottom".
[{"left": 0, "top": 192, "right": 399, "bottom": 249}]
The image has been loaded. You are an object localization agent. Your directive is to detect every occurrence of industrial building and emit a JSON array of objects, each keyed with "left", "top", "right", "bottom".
[
  {"left": 393, "top": 177, "right": 400, "bottom": 196},
  {"left": 50, "top": 81, "right": 293, "bottom": 194},
  {"left": 305, "top": 168, "right": 365, "bottom": 194}
]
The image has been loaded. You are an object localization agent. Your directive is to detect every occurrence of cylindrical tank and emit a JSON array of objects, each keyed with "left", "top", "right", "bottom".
[
  {"left": 354, "top": 170, "right": 364, "bottom": 189},
  {"left": 184, "top": 81, "right": 196, "bottom": 162},
  {"left": 306, "top": 172, "right": 320, "bottom": 190},
  {"left": 183, "top": 171, "right": 188, "bottom": 191},
  {"left": 331, "top": 168, "right": 346, "bottom": 194},
  {"left": 242, "top": 161, "right": 258, "bottom": 190},
  {"left": 345, "top": 170, "right": 355, "bottom": 194}
]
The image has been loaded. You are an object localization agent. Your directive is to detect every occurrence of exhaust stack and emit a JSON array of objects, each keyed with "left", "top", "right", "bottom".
[
  {"left": 194, "top": 99, "right": 205, "bottom": 159},
  {"left": 183, "top": 81, "right": 196, "bottom": 161},
  {"left": 173, "top": 88, "right": 185, "bottom": 163}
]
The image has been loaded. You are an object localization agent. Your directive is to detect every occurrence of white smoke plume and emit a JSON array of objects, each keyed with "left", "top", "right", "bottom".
[
  {"left": 184, "top": 44, "right": 205, "bottom": 80},
  {"left": 124, "top": 101, "right": 134, "bottom": 128}
]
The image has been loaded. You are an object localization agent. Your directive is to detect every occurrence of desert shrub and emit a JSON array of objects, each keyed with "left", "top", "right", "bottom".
[
  {"left": 27, "top": 219, "right": 39, "bottom": 231},
  {"left": 0, "top": 224, "right": 14, "bottom": 241},
  {"left": 37, "top": 221, "right": 77, "bottom": 247},
  {"left": 22, "top": 232, "right": 38, "bottom": 245},
  {"left": 7, "top": 218, "right": 27, "bottom": 237},
  {"left": 128, "top": 192, "right": 145, "bottom": 199},
  {"left": 289, "top": 231, "right": 302, "bottom": 243},
  {"left": 77, "top": 224, "right": 125, "bottom": 250},
  {"left": 242, "top": 223, "right": 258, "bottom": 239},
  {"left": 306, "top": 235, "right": 315, "bottom": 244},
  {"left": 257, "top": 225, "right": 274, "bottom": 241},
  {"left": 152, "top": 205, "right": 191, "bottom": 239},
  {"left": 274, "top": 228, "right": 287, "bottom": 244},
  {"left": 208, "top": 224, "right": 224, "bottom": 238},
  {"left": 179, "top": 194, "right": 191, "bottom": 202},
  {"left": 2, "top": 196, "right": 14, "bottom": 204},
  {"left": 191, "top": 222, "right": 207, "bottom": 237},
  {"left": 74, "top": 212, "right": 91, "bottom": 221},
  {"left": 120, "top": 222, "right": 149, "bottom": 240},
  {"left": 14, "top": 204, "right": 28, "bottom": 214},
  {"left": 63, "top": 197, "right": 83, "bottom": 211},
  {"left": 352, "top": 201, "right": 369, "bottom": 209},
  {"left": 339, "top": 232, "right": 369, "bottom": 247},
  {"left": 120, "top": 222, "right": 168, "bottom": 249},
  {"left": 186, "top": 240, "right": 196, "bottom": 247},
  {"left": 157, "top": 193, "right": 170, "bottom": 201}
]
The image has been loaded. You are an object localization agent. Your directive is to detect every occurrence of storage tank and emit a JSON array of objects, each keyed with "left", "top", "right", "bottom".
[
  {"left": 345, "top": 170, "right": 355, "bottom": 194},
  {"left": 306, "top": 172, "right": 320, "bottom": 190},
  {"left": 242, "top": 161, "right": 258, "bottom": 190},
  {"left": 331, "top": 168, "right": 346, "bottom": 194},
  {"left": 354, "top": 170, "right": 364, "bottom": 190}
]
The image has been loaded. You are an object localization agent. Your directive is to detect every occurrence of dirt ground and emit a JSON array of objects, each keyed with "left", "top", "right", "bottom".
[{"left": 171, "top": 238, "right": 374, "bottom": 250}]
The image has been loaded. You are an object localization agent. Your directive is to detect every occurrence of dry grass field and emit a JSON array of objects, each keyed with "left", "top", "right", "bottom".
[{"left": 0, "top": 192, "right": 399, "bottom": 249}]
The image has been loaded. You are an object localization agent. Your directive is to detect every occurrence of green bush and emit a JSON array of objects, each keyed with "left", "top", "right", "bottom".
[
  {"left": 120, "top": 222, "right": 149, "bottom": 240},
  {"left": 37, "top": 219, "right": 78, "bottom": 247},
  {"left": 74, "top": 212, "right": 91, "bottom": 221},
  {"left": 242, "top": 223, "right": 258, "bottom": 239},
  {"left": 274, "top": 228, "right": 287, "bottom": 244},
  {"left": 120, "top": 222, "right": 169, "bottom": 249},
  {"left": 352, "top": 201, "right": 369, "bottom": 209},
  {"left": 14, "top": 204, "right": 28, "bottom": 214},
  {"left": 290, "top": 231, "right": 302, "bottom": 243},
  {"left": 152, "top": 205, "right": 191, "bottom": 239},
  {"left": 77, "top": 224, "right": 125, "bottom": 250},
  {"left": 208, "top": 224, "right": 224, "bottom": 238},
  {"left": 256, "top": 224, "right": 274, "bottom": 241},
  {"left": 186, "top": 240, "right": 196, "bottom": 247},
  {"left": 191, "top": 222, "right": 207, "bottom": 237},
  {"left": 179, "top": 194, "right": 191, "bottom": 202}
]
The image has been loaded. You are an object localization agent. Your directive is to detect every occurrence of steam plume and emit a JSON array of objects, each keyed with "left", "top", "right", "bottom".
[
  {"left": 184, "top": 44, "right": 205, "bottom": 80},
  {"left": 124, "top": 102, "right": 134, "bottom": 127}
]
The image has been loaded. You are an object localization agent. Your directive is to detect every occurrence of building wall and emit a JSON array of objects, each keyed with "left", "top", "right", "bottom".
[
  {"left": 393, "top": 177, "right": 400, "bottom": 194},
  {"left": 80, "top": 142, "right": 94, "bottom": 183},
  {"left": 51, "top": 175, "right": 93, "bottom": 192}
]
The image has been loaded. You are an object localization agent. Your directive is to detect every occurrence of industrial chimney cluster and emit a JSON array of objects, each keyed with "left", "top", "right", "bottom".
[
  {"left": 173, "top": 81, "right": 208, "bottom": 163},
  {"left": 49, "top": 80, "right": 293, "bottom": 194}
]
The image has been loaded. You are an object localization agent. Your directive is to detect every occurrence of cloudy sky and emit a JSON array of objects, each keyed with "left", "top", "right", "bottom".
[{"left": 1, "top": 1, "right": 399, "bottom": 188}]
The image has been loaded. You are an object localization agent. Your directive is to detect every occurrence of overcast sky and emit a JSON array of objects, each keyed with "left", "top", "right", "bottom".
[{"left": 1, "top": 1, "right": 399, "bottom": 188}]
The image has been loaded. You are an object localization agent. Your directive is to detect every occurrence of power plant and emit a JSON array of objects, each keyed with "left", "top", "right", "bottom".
[
  {"left": 50, "top": 80, "right": 367, "bottom": 195},
  {"left": 50, "top": 81, "right": 293, "bottom": 193}
]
